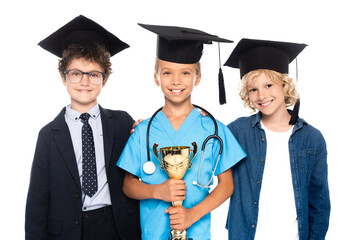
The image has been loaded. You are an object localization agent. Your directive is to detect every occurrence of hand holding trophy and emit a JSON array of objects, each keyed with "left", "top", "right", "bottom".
[{"left": 153, "top": 142, "right": 197, "bottom": 240}]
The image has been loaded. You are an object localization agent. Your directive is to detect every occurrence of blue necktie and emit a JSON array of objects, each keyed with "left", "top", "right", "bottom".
[{"left": 80, "top": 113, "right": 98, "bottom": 197}]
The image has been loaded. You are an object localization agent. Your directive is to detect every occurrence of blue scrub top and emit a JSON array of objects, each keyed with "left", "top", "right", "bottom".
[{"left": 117, "top": 109, "right": 246, "bottom": 240}]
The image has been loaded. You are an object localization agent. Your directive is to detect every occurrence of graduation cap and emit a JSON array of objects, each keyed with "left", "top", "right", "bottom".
[
  {"left": 39, "top": 15, "right": 129, "bottom": 58},
  {"left": 224, "top": 38, "right": 307, "bottom": 124},
  {"left": 138, "top": 23, "right": 233, "bottom": 104}
]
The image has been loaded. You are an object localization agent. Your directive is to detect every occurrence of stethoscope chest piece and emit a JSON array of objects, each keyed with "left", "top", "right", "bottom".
[{"left": 143, "top": 161, "right": 156, "bottom": 175}]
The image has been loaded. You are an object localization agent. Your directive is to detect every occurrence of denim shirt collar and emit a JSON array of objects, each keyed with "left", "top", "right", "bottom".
[{"left": 251, "top": 110, "right": 308, "bottom": 131}]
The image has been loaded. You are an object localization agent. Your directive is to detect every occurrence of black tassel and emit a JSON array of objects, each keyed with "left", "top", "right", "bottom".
[
  {"left": 219, "top": 68, "right": 226, "bottom": 105},
  {"left": 289, "top": 98, "right": 300, "bottom": 125}
]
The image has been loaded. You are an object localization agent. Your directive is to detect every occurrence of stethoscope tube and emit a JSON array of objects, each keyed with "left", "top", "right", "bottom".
[
  {"left": 192, "top": 104, "right": 223, "bottom": 154},
  {"left": 146, "top": 107, "right": 163, "bottom": 162},
  {"left": 145, "top": 105, "right": 223, "bottom": 188},
  {"left": 192, "top": 105, "right": 223, "bottom": 188}
]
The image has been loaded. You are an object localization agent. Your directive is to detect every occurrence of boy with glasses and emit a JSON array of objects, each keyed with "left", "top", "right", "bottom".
[{"left": 25, "top": 15, "right": 141, "bottom": 240}]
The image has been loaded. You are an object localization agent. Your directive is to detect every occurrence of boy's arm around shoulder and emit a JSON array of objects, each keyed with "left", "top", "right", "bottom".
[
  {"left": 25, "top": 126, "right": 52, "bottom": 240},
  {"left": 166, "top": 168, "right": 234, "bottom": 230}
]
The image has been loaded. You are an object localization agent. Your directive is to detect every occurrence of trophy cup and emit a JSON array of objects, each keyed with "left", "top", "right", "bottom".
[{"left": 153, "top": 142, "right": 198, "bottom": 240}]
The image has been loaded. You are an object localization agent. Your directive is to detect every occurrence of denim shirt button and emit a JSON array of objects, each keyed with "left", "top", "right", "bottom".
[
  {"left": 254, "top": 201, "right": 258, "bottom": 205},
  {"left": 260, "top": 158, "right": 264, "bottom": 162},
  {"left": 256, "top": 180, "right": 260, "bottom": 184},
  {"left": 251, "top": 224, "right": 255, "bottom": 228},
  {"left": 261, "top": 137, "right": 265, "bottom": 142}
]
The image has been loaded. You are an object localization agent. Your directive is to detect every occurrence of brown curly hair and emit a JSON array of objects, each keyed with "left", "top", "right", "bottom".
[
  {"left": 239, "top": 69, "right": 299, "bottom": 111},
  {"left": 58, "top": 43, "right": 112, "bottom": 78}
]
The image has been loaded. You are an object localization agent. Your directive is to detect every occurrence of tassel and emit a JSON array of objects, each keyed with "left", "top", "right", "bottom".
[
  {"left": 289, "top": 58, "right": 300, "bottom": 125},
  {"left": 289, "top": 98, "right": 300, "bottom": 125},
  {"left": 218, "top": 42, "right": 226, "bottom": 105},
  {"left": 219, "top": 68, "right": 226, "bottom": 105}
]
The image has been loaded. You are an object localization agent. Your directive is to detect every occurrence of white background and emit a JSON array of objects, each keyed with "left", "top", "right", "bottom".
[{"left": 1, "top": 0, "right": 359, "bottom": 239}]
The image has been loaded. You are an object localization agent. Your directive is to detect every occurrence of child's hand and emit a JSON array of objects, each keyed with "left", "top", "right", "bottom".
[
  {"left": 155, "top": 179, "right": 186, "bottom": 202},
  {"left": 199, "top": 110, "right": 207, "bottom": 117},
  {"left": 130, "top": 119, "right": 144, "bottom": 134},
  {"left": 165, "top": 206, "right": 196, "bottom": 230}
]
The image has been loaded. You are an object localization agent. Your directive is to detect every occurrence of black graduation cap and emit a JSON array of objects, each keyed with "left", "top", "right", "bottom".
[
  {"left": 138, "top": 23, "right": 233, "bottom": 104},
  {"left": 224, "top": 38, "right": 307, "bottom": 125},
  {"left": 225, "top": 38, "right": 307, "bottom": 78},
  {"left": 39, "top": 15, "right": 129, "bottom": 57}
]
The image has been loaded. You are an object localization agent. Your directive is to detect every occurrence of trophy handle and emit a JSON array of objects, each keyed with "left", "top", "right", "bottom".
[
  {"left": 188, "top": 142, "right": 198, "bottom": 169},
  {"left": 152, "top": 143, "right": 164, "bottom": 169}
]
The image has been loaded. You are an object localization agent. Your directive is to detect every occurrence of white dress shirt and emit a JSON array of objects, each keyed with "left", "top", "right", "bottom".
[{"left": 64, "top": 104, "right": 111, "bottom": 211}]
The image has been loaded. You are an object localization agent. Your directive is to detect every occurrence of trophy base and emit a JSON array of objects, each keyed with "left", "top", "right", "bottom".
[{"left": 170, "top": 229, "right": 187, "bottom": 240}]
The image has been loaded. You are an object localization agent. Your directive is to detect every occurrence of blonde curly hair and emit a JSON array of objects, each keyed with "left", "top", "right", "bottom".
[{"left": 239, "top": 69, "right": 299, "bottom": 111}]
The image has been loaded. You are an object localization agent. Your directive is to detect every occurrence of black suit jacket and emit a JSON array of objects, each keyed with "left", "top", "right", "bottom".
[{"left": 25, "top": 106, "right": 141, "bottom": 240}]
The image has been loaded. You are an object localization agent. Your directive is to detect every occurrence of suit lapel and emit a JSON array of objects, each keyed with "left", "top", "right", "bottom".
[
  {"left": 100, "top": 106, "right": 114, "bottom": 172},
  {"left": 52, "top": 108, "right": 81, "bottom": 190}
]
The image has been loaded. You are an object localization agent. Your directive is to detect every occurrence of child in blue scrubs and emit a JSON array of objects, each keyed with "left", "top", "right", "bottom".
[
  {"left": 117, "top": 24, "right": 246, "bottom": 240},
  {"left": 224, "top": 39, "right": 330, "bottom": 240}
]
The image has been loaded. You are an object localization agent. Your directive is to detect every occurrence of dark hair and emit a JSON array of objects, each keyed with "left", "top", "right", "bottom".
[{"left": 58, "top": 43, "right": 112, "bottom": 77}]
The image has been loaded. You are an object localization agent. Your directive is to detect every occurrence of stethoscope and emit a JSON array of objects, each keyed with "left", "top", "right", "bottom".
[{"left": 143, "top": 105, "right": 223, "bottom": 188}]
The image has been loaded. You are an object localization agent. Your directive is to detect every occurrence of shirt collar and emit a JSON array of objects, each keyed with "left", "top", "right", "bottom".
[
  {"left": 251, "top": 111, "right": 262, "bottom": 128},
  {"left": 65, "top": 104, "right": 101, "bottom": 122},
  {"left": 251, "top": 109, "right": 308, "bottom": 128}
]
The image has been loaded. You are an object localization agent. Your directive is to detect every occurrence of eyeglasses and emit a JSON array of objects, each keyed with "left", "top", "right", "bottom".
[{"left": 64, "top": 69, "right": 106, "bottom": 85}]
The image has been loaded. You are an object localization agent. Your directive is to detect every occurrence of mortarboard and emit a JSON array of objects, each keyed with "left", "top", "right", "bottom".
[
  {"left": 39, "top": 15, "right": 129, "bottom": 57},
  {"left": 138, "top": 23, "right": 233, "bottom": 104},
  {"left": 224, "top": 38, "right": 307, "bottom": 78},
  {"left": 224, "top": 38, "right": 307, "bottom": 124}
]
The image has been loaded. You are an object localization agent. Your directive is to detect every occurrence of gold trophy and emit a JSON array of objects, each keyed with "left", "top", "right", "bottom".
[{"left": 153, "top": 142, "right": 198, "bottom": 240}]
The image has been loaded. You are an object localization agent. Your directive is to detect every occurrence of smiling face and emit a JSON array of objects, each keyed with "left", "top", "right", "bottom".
[
  {"left": 154, "top": 59, "right": 201, "bottom": 107},
  {"left": 247, "top": 72, "right": 288, "bottom": 119},
  {"left": 61, "top": 57, "right": 107, "bottom": 113}
]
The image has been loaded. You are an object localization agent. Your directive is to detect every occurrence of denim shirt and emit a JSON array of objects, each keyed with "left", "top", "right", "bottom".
[{"left": 226, "top": 112, "right": 330, "bottom": 240}]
